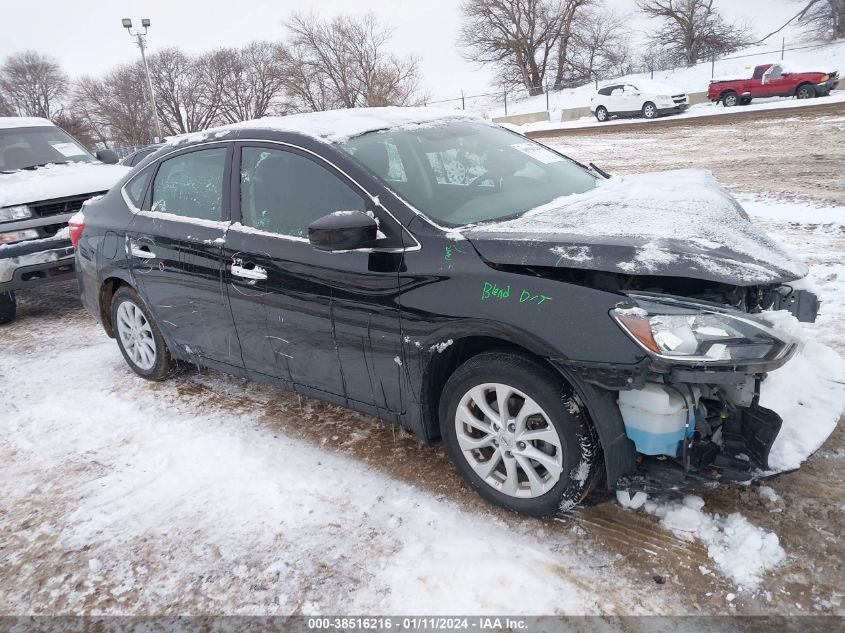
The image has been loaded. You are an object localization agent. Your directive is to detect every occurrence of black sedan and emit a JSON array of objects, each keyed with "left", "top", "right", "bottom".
[{"left": 72, "top": 108, "right": 816, "bottom": 516}]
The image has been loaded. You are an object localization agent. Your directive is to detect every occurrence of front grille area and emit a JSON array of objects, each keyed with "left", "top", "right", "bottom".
[
  {"left": 672, "top": 94, "right": 687, "bottom": 103},
  {"left": 42, "top": 223, "right": 65, "bottom": 238},
  {"left": 30, "top": 192, "right": 106, "bottom": 218}
]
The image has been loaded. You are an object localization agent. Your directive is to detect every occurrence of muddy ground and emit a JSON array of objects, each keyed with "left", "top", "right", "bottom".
[{"left": 534, "top": 101, "right": 845, "bottom": 207}]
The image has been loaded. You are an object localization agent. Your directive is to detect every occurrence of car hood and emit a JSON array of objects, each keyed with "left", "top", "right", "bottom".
[
  {"left": 0, "top": 162, "right": 131, "bottom": 208},
  {"left": 460, "top": 169, "right": 808, "bottom": 286}
]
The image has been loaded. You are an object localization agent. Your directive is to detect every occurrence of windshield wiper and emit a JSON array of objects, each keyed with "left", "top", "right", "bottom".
[{"left": 20, "top": 161, "right": 71, "bottom": 170}]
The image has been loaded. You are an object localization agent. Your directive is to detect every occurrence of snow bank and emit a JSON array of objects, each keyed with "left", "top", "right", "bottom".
[
  {"left": 742, "top": 198, "right": 845, "bottom": 227},
  {"left": 468, "top": 168, "right": 807, "bottom": 283},
  {"left": 644, "top": 495, "right": 785, "bottom": 588},
  {"left": 759, "top": 311, "right": 845, "bottom": 472}
]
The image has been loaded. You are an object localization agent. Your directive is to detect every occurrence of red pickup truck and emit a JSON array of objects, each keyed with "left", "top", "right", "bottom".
[{"left": 708, "top": 62, "right": 839, "bottom": 107}]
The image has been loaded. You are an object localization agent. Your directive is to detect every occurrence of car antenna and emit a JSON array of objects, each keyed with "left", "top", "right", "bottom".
[{"left": 589, "top": 162, "right": 612, "bottom": 179}]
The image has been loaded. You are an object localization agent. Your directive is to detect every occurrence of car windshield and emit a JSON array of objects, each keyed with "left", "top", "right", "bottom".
[
  {"left": 0, "top": 126, "right": 95, "bottom": 172},
  {"left": 339, "top": 121, "right": 597, "bottom": 226}
]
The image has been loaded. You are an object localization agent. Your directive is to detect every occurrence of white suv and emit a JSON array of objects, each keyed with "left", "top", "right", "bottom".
[{"left": 590, "top": 83, "right": 689, "bottom": 122}]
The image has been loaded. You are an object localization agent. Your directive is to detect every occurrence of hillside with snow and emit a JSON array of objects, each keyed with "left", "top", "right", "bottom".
[{"left": 471, "top": 39, "right": 845, "bottom": 121}]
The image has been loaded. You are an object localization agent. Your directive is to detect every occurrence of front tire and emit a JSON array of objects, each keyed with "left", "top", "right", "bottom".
[
  {"left": 111, "top": 286, "right": 173, "bottom": 381},
  {"left": 796, "top": 84, "right": 816, "bottom": 99},
  {"left": 0, "top": 291, "right": 16, "bottom": 325},
  {"left": 642, "top": 101, "right": 657, "bottom": 119},
  {"left": 595, "top": 106, "right": 609, "bottom": 122},
  {"left": 722, "top": 91, "right": 738, "bottom": 107},
  {"left": 440, "top": 352, "right": 601, "bottom": 516}
]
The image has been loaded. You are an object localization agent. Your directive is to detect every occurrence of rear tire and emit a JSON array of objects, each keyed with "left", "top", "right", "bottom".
[
  {"left": 796, "top": 84, "right": 816, "bottom": 99},
  {"left": 642, "top": 101, "right": 658, "bottom": 119},
  {"left": 111, "top": 286, "right": 173, "bottom": 381},
  {"left": 0, "top": 291, "right": 16, "bottom": 325},
  {"left": 439, "top": 352, "right": 601, "bottom": 516},
  {"left": 722, "top": 91, "right": 738, "bottom": 107},
  {"left": 595, "top": 106, "right": 609, "bottom": 122}
]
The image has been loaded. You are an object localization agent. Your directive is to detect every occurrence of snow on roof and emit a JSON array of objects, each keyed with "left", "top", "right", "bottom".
[
  {"left": 167, "top": 106, "right": 478, "bottom": 147},
  {"left": 0, "top": 116, "right": 54, "bottom": 130}
]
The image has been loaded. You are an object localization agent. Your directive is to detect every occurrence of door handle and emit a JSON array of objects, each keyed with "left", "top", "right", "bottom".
[
  {"left": 231, "top": 262, "right": 268, "bottom": 281},
  {"left": 129, "top": 242, "right": 156, "bottom": 259}
]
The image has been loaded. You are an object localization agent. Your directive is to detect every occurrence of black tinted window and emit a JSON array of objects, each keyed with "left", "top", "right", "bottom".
[
  {"left": 151, "top": 147, "right": 226, "bottom": 220},
  {"left": 126, "top": 168, "right": 152, "bottom": 208},
  {"left": 240, "top": 147, "right": 365, "bottom": 238}
]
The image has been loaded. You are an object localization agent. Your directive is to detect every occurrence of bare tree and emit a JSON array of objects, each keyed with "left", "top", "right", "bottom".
[
  {"left": 72, "top": 63, "right": 153, "bottom": 146},
  {"left": 213, "top": 42, "right": 286, "bottom": 123},
  {"left": 52, "top": 112, "right": 99, "bottom": 148},
  {"left": 758, "top": 0, "right": 845, "bottom": 42},
  {"left": 147, "top": 47, "right": 221, "bottom": 135},
  {"left": 459, "top": 0, "right": 565, "bottom": 94},
  {"left": 795, "top": 0, "right": 845, "bottom": 39},
  {"left": 551, "top": 0, "right": 595, "bottom": 89},
  {"left": 0, "top": 51, "right": 68, "bottom": 118},
  {"left": 283, "top": 12, "right": 423, "bottom": 111},
  {"left": 0, "top": 91, "right": 14, "bottom": 116},
  {"left": 568, "top": 7, "right": 632, "bottom": 82},
  {"left": 637, "top": 0, "right": 753, "bottom": 66}
]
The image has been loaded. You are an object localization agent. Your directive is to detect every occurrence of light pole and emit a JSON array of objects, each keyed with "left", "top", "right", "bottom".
[{"left": 122, "top": 18, "right": 163, "bottom": 143}]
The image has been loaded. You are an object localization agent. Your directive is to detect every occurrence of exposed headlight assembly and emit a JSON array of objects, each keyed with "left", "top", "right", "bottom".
[
  {"left": 0, "top": 205, "right": 32, "bottom": 222},
  {"left": 612, "top": 295, "right": 795, "bottom": 366}
]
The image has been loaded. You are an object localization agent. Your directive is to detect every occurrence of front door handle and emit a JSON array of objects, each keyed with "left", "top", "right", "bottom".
[
  {"left": 129, "top": 242, "right": 156, "bottom": 259},
  {"left": 231, "top": 262, "right": 267, "bottom": 281}
]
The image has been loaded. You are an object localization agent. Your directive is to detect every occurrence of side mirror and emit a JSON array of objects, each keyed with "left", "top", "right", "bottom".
[
  {"left": 308, "top": 211, "right": 377, "bottom": 251},
  {"left": 95, "top": 149, "right": 119, "bottom": 165}
]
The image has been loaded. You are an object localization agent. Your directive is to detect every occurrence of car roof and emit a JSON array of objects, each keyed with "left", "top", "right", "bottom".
[
  {"left": 0, "top": 116, "right": 55, "bottom": 130},
  {"left": 165, "top": 106, "right": 479, "bottom": 149}
]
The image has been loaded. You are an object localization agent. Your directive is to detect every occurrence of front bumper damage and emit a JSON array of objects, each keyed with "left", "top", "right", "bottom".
[
  {"left": 564, "top": 290, "right": 820, "bottom": 495},
  {"left": 0, "top": 238, "right": 75, "bottom": 291}
]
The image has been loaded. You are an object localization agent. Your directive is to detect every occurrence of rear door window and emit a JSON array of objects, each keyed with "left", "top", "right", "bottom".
[{"left": 151, "top": 147, "right": 227, "bottom": 220}]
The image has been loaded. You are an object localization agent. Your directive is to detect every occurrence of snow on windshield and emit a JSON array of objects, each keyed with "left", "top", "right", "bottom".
[{"left": 465, "top": 169, "right": 808, "bottom": 283}]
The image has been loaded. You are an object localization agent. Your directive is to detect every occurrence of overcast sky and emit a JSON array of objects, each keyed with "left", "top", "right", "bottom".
[{"left": 0, "top": 0, "right": 804, "bottom": 101}]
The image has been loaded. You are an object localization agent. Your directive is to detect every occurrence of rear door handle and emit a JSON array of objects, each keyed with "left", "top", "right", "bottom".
[
  {"left": 231, "top": 262, "right": 267, "bottom": 281},
  {"left": 129, "top": 242, "right": 156, "bottom": 259}
]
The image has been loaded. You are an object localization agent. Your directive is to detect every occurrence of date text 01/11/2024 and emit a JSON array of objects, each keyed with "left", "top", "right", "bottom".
[
  {"left": 481, "top": 281, "right": 553, "bottom": 305},
  {"left": 306, "top": 616, "right": 528, "bottom": 630}
]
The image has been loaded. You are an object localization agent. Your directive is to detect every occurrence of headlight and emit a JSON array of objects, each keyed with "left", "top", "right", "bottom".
[
  {"left": 0, "top": 229, "right": 39, "bottom": 244},
  {"left": 0, "top": 205, "right": 32, "bottom": 222},
  {"left": 657, "top": 95, "right": 670, "bottom": 100},
  {"left": 821, "top": 75, "right": 829, "bottom": 81},
  {"left": 612, "top": 297, "right": 794, "bottom": 364}
]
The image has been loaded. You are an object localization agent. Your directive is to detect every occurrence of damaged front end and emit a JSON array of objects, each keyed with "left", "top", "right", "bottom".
[{"left": 609, "top": 293, "right": 802, "bottom": 493}]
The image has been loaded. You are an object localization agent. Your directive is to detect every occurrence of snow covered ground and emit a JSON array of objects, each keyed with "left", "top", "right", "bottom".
[
  {"left": 521, "top": 89, "right": 845, "bottom": 133},
  {"left": 2, "top": 110, "right": 844, "bottom": 617}
]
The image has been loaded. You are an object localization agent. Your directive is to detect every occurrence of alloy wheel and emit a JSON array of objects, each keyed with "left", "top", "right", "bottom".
[
  {"left": 454, "top": 382, "right": 564, "bottom": 498},
  {"left": 644, "top": 104, "right": 656, "bottom": 118},
  {"left": 116, "top": 300, "right": 157, "bottom": 371}
]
